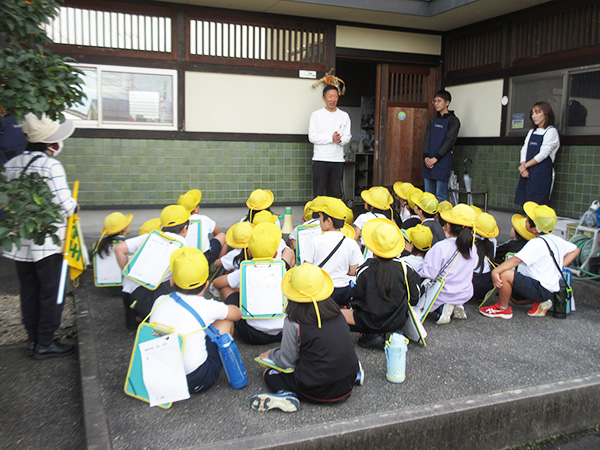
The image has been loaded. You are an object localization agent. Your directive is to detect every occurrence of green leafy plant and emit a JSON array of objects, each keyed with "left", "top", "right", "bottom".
[
  {"left": 0, "top": 0, "right": 85, "bottom": 121},
  {"left": 0, "top": 167, "right": 63, "bottom": 252}
]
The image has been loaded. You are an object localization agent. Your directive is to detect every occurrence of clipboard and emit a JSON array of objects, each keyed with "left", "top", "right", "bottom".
[
  {"left": 185, "top": 219, "right": 204, "bottom": 251},
  {"left": 296, "top": 223, "right": 321, "bottom": 264},
  {"left": 124, "top": 321, "right": 184, "bottom": 409},
  {"left": 254, "top": 356, "right": 294, "bottom": 373},
  {"left": 122, "top": 231, "right": 184, "bottom": 290},
  {"left": 93, "top": 247, "right": 123, "bottom": 287},
  {"left": 239, "top": 260, "right": 286, "bottom": 319}
]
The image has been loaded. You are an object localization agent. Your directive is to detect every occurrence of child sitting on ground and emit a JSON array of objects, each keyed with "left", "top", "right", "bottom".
[
  {"left": 93, "top": 212, "right": 133, "bottom": 259},
  {"left": 242, "top": 188, "right": 280, "bottom": 227},
  {"left": 472, "top": 212, "right": 499, "bottom": 300},
  {"left": 400, "top": 224, "right": 433, "bottom": 271},
  {"left": 251, "top": 263, "right": 360, "bottom": 412},
  {"left": 494, "top": 213, "right": 535, "bottom": 264},
  {"left": 410, "top": 191, "right": 445, "bottom": 246},
  {"left": 353, "top": 186, "right": 394, "bottom": 244},
  {"left": 392, "top": 181, "right": 415, "bottom": 225}
]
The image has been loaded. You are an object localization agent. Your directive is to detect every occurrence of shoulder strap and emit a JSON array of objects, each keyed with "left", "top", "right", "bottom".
[
  {"left": 438, "top": 249, "right": 460, "bottom": 280},
  {"left": 539, "top": 237, "right": 570, "bottom": 286},
  {"left": 170, "top": 292, "right": 220, "bottom": 342},
  {"left": 21, "top": 154, "right": 43, "bottom": 174},
  {"left": 318, "top": 236, "right": 345, "bottom": 268}
]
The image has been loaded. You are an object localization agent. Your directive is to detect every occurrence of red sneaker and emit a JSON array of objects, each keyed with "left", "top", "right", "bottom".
[
  {"left": 479, "top": 303, "right": 513, "bottom": 319},
  {"left": 527, "top": 300, "right": 552, "bottom": 317}
]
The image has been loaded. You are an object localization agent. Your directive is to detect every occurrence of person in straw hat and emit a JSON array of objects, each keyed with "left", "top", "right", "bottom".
[
  {"left": 480, "top": 202, "right": 578, "bottom": 319},
  {"left": 341, "top": 219, "right": 421, "bottom": 349},
  {"left": 2, "top": 113, "right": 77, "bottom": 359},
  {"left": 417, "top": 203, "right": 478, "bottom": 324},
  {"left": 251, "top": 263, "right": 360, "bottom": 412}
]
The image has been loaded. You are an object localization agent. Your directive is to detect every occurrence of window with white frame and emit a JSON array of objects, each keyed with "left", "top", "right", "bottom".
[{"left": 65, "top": 64, "right": 177, "bottom": 130}]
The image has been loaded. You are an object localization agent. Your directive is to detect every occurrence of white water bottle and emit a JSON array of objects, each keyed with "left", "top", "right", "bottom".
[{"left": 385, "top": 333, "right": 408, "bottom": 383}]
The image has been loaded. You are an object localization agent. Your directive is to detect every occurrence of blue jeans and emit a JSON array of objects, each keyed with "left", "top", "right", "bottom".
[{"left": 424, "top": 178, "right": 449, "bottom": 202}]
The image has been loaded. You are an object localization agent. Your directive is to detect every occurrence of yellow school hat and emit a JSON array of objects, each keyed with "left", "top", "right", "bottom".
[
  {"left": 511, "top": 214, "right": 536, "bottom": 241},
  {"left": 303, "top": 201, "right": 313, "bottom": 221},
  {"left": 139, "top": 218, "right": 161, "bottom": 235},
  {"left": 101, "top": 212, "right": 133, "bottom": 236},
  {"left": 311, "top": 196, "right": 347, "bottom": 221},
  {"left": 475, "top": 213, "right": 499, "bottom": 239},
  {"left": 407, "top": 187, "right": 424, "bottom": 210},
  {"left": 248, "top": 222, "right": 282, "bottom": 259},
  {"left": 361, "top": 218, "right": 405, "bottom": 259},
  {"left": 361, "top": 186, "right": 393, "bottom": 211},
  {"left": 246, "top": 189, "right": 274, "bottom": 210},
  {"left": 177, "top": 189, "right": 202, "bottom": 212},
  {"left": 281, "top": 263, "right": 334, "bottom": 328},
  {"left": 226, "top": 222, "right": 255, "bottom": 249},
  {"left": 160, "top": 205, "right": 190, "bottom": 228},
  {"left": 345, "top": 207, "right": 354, "bottom": 224},
  {"left": 438, "top": 200, "right": 453, "bottom": 213},
  {"left": 523, "top": 201, "right": 557, "bottom": 234},
  {"left": 470, "top": 205, "right": 483, "bottom": 215},
  {"left": 341, "top": 223, "right": 355, "bottom": 239},
  {"left": 169, "top": 247, "right": 209, "bottom": 289},
  {"left": 393, "top": 182, "right": 414, "bottom": 200},
  {"left": 252, "top": 210, "right": 278, "bottom": 225},
  {"left": 406, "top": 224, "right": 433, "bottom": 251},
  {"left": 440, "top": 203, "right": 477, "bottom": 227},
  {"left": 415, "top": 192, "right": 439, "bottom": 215}
]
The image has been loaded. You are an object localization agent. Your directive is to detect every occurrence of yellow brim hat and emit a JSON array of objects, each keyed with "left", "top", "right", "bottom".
[
  {"left": 101, "top": 212, "right": 133, "bottom": 236},
  {"left": 360, "top": 186, "right": 393, "bottom": 211},
  {"left": 361, "top": 218, "right": 405, "bottom": 259},
  {"left": 440, "top": 203, "right": 477, "bottom": 227},
  {"left": 226, "top": 222, "right": 255, "bottom": 249},
  {"left": 511, "top": 214, "right": 536, "bottom": 241},
  {"left": 393, "top": 182, "right": 415, "bottom": 200},
  {"left": 246, "top": 189, "right": 274, "bottom": 210},
  {"left": 475, "top": 212, "right": 499, "bottom": 239},
  {"left": 341, "top": 223, "right": 355, "bottom": 239}
]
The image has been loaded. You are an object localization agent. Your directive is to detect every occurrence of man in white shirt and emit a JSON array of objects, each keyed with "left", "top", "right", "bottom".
[{"left": 308, "top": 85, "right": 351, "bottom": 198}]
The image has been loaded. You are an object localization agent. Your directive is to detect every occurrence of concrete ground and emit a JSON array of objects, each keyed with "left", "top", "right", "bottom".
[{"left": 1, "top": 206, "right": 599, "bottom": 449}]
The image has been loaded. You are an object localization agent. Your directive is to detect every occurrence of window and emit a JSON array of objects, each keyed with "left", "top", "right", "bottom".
[
  {"left": 507, "top": 64, "right": 600, "bottom": 137},
  {"left": 65, "top": 65, "right": 177, "bottom": 130}
]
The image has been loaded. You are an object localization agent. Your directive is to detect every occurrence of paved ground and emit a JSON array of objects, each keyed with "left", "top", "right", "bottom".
[{"left": 1, "top": 206, "right": 599, "bottom": 449}]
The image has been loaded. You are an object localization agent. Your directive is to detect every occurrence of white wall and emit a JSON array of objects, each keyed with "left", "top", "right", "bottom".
[
  {"left": 185, "top": 72, "right": 324, "bottom": 134},
  {"left": 336, "top": 25, "right": 441, "bottom": 55},
  {"left": 448, "top": 80, "right": 504, "bottom": 137}
]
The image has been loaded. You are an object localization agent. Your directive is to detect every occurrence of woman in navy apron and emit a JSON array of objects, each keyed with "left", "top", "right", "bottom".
[{"left": 514, "top": 102, "right": 560, "bottom": 206}]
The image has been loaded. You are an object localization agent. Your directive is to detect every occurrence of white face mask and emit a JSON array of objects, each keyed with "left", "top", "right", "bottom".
[
  {"left": 49, "top": 141, "right": 64, "bottom": 157},
  {"left": 400, "top": 206, "right": 411, "bottom": 223}
]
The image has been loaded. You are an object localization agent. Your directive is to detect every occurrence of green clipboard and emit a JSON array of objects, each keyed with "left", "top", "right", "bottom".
[
  {"left": 295, "top": 223, "right": 321, "bottom": 265},
  {"left": 254, "top": 356, "right": 294, "bottom": 373},
  {"left": 239, "top": 260, "right": 286, "bottom": 320},
  {"left": 186, "top": 219, "right": 204, "bottom": 251},
  {"left": 122, "top": 231, "right": 184, "bottom": 290},
  {"left": 124, "top": 322, "right": 184, "bottom": 409}
]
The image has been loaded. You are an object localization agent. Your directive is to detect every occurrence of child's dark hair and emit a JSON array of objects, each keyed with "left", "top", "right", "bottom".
[
  {"left": 436, "top": 214, "right": 447, "bottom": 227},
  {"left": 162, "top": 220, "right": 189, "bottom": 235},
  {"left": 286, "top": 297, "right": 340, "bottom": 325},
  {"left": 245, "top": 207, "right": 272, "bottom": 223},
  {"left": 474, "top": 238, "right": 494, "bottom": 274},
  {"left": 410, "top": 245, "right": 426, "bottom": 257},
  {"left": 418, "top": 207, "right": 436, "bottom": 220},
  {"left": 366, "top": 204, "right": 392, "bottom": 220},
  {"left": 174, "top": 281, "right": 207, "bottom": 296},
  {"left": 530, "top": 102, "right": 555, "bottom": 129},
  {"left": 514, "top": 229, "right": 529, "bottom": 242},
  {"left": 448, "top": 222, "right": 473, "bottom": 258},
  {"left": 371, "top": 257, "right": 398, "bottom": 302},
  {"left": 434, "top": 89, "right": 451, "bottom": 103},
  {"left": 96, "top": 234, "right": 121, "bottom": 258},
  {"left": 526, "top": 217, "right": 545, "bottom": 234},
  {"left": 233, "top": 248, "right": 250, "bottom": 267},
  {"left": 321, "top": 212, "right": 344, "bottom": 230},
  {"left": 322, "top": 84, "right": 339, "bottom": 96}
]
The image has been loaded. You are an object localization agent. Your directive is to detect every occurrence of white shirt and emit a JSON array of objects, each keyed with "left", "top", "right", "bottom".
[
  {"left": 149, "top": 293, "right": 229, "bottom": 374},
  {"left": 308, "top": 107, "right": 351, "bottom": 162},
  {"left": 185, "top": 214, "right": 216, "bottom": 252},
  {"left": 401, "top": 254, "right": 424, "bottom": 271},
  {"left": 302, "top": 230, "right": 363, "bottom": 287},
  {"left": 515, "top": 234, "right": 576, "bottom": 293},
  {"left": 520, "top": 127, "right": 560, "bottom": 164},
  {"left": 353, "top": 211, "right": 387, "bottom": 247}
]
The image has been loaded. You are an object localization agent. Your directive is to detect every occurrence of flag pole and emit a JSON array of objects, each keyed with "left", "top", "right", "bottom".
[{"left": 57, "top": 181, "right": 79, "bottom": 305}]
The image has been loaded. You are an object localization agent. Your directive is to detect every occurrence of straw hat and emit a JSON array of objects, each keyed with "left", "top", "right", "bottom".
[
  {"left": 361, "top": 186, "right": 393, "bottom": 211},
  {"left": 21, "top": 113, "right": 75, "bottom": 143},
  {"left": 248, "top": 222, "right": 282, "bottom": 259},
  {"left": 393, "top": 182, "right": 414, "bottom": 200},
  {"left": 281, "top": 263, "right": 334, "bottom": 328},
  {"left": 475, "top": 213, "right": 499, "bottom": 239},
  {"left": 139, "top": 218, "right": 161, "bottom": 235},
  {"left": 252, "top": 210, "right": 278, "bottom": 225},
  {"left": 169, "top": 247, "right": 209, "bottom": 290},
  {"left": 361, "top": 218, "right": 405, "bottom": 259},
  {"left": 160, "top": 205, "right": 190, "bottom": 228},
  {"left": 523, "top": 201, "right": 557, "bottom": 234},
  {"left": 311, "top": 196, "right": 347, "bottom": 221},
  {"left": 406, "top": 224, "right": 433, "bottom": 251},
  {"left": 415, "top": 192, "right": 439, "bottom": 215},
  {"left": 440, "top": 203, "right": 477, "bottom": 227},
  {"left": 407, "top": 187, "right": 424, "bottom": 210},
  {"left": 177, "top": 189, "right": 202, "bottom": 212},
  {"left": 246, "top": 189, "right": 274, "bottom": 210},
  {"left": 226, "top": 222, "right": 255, "bottom": 249},
  {"left": 511, "top": 214, "right": 536, "bottom": 241},
  {"left": 438, "top": 200, "right": 453, "bottom": 213},
  {"left": 101, "top": 212, "right": 133, "bottom": 236}
]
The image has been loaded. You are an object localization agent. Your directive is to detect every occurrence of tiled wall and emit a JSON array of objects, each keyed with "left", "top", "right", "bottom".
[
  {"left": 452, "top": 145, "right": 600, "bottom": 219},
  {"left": 61, "top": 138, "right": 314, "bottom": 207}
]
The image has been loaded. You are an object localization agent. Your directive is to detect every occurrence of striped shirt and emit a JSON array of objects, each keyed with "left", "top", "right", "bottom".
[{"left": 2, "top": 151, "right": 77, "bottom": 262}]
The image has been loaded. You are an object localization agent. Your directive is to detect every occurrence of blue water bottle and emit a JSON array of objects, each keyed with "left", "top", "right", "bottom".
[
  {"left": 385, "top": 333, "right": 408, "bottom": 383},
  {"left": 214, "top": 333, "right": 248, "bottom": 389}
]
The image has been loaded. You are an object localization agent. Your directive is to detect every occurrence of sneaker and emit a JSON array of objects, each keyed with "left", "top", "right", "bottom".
[
  {"left": 355, "top": 361, "right": 365, "bottom": 386},
  {"left": 479, "top": 303, "right": 513, "bottom": 319},
  {"left": 452, "top": 305, "right": 467, "bottom": 320},
  {"left": 357, "top": 333, "right": 385, "bottom": 349},
  {"left": 527, "top": 300, "right": 553, "bottom": 317},
  {"left": 250, "top": 391, "right": 299, "bottom": 412},
  {"left": 436, "top": 304, "right": 454, "bottom": 324},
  {"left": 208, "top": 283, "right": 220, "bottom": 300}
]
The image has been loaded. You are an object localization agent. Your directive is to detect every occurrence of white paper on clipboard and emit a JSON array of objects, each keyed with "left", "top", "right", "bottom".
[
  {"left": 126, "top": 233, "right": 183, "bottom": 288},
  {"left": 185, "top": 219, "right": 203, "bottom": 251},
  {"left": 244, "top": 263, "right": 284, "bottom": 316},
  {"left": 94, "top": 249, "right": 123, "bottom": 285},
  {"left": 296, "top": 225, "right": 322, "bottom": 263}
]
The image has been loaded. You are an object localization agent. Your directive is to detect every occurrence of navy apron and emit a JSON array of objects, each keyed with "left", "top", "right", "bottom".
[
  {"left": 422, "top": 117, "right": 452, "bottom": 182},
  {"left": 514, "top": 128, "right": 554, "bottom": 206}
]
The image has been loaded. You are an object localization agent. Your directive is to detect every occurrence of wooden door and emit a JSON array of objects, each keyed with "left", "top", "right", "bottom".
[{"left": 374, "top": 64, "right": 439, "bottom": 186}]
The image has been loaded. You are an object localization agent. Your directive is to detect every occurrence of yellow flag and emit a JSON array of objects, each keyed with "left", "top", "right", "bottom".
[{"left": 67, "top": 214, "right": 84, "bottom": 280}]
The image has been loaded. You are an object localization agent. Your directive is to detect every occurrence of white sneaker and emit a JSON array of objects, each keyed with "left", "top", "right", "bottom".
[
  {"left": 452, "top": 305, "right": 467, "bottom": 319},
  {"left": 436, "top": 304, "right": 454, "bottom": 324},
  {"left": 208, "top": 283, "right": 220, "bottom": 299}
]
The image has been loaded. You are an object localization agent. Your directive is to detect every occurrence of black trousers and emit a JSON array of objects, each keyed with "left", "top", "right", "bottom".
[
  {"left": 312, "top": 161, "right": 344, "bottom": 198},
  {"left": 15, "top": 253, "right": 64, "bottom": 346}
]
